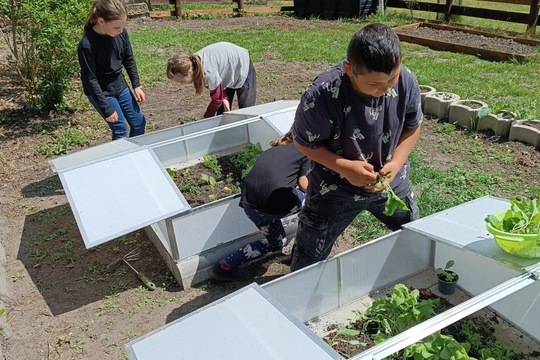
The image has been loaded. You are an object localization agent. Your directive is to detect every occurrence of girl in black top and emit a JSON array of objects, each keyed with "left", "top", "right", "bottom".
[
  {"left": 78, "top": 0, "right": 146, "bottom": 140},
  {"left": 211, "top": 131, "right": 310, "bottom": 282}
]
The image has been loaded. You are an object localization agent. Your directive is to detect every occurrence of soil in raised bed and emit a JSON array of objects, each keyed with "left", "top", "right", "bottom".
[
  {"left": 395, "top": 26, "right": 539, "bottom": 55},
  {"left": 325, "top": 286, "right": 537, "bottom": 359},
  {"left": 171, "top": 155, "right": 244, "bottom": 207}
]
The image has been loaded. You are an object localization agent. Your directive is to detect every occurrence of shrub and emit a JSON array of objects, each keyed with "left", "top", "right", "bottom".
[{"left": 0, "top": 0, "right": 87, "bottom": 110}]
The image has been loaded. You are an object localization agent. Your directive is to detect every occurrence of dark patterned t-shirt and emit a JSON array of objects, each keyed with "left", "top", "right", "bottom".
[
  {"left": 239, "top": 143, "right": 310, "bottom": 214},
  {"left": 293, "top": 62, "right": 422, "bottom": 197}
]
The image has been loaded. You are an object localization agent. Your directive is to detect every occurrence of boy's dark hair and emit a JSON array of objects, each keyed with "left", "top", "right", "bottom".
[{"left": 346, "top": 23, "right": 402, "bottom": 76}]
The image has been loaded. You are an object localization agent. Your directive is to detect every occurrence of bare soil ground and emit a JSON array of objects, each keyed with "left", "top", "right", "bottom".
[
  {"left": 0, "top": 16, "right": 539, "bottom": 360},
  {"left": 395, "top": 24, "right": 540, "bottom": 54}
]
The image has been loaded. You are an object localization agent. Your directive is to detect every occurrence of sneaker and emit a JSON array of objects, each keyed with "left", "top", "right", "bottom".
[{"left": 210, "top": 264, "right": 250, "bottom": 282}]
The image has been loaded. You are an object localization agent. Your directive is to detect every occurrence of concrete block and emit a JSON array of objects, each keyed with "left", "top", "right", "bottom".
[
  {"left": 125, "top": 2, "right": 149, "bottom": 18},
  {"left": 509, "top": 120, "right": 540, "bottom": 147},
  {"left": 477, "top": 111, "right": 516, "bottom": 138},
  {"left": 419, "top": 85, "right": 436, "bottom": 111},
  {"left": 448, "top": 99, "right": 489, "bottom": 130},
  {"left": 424, "top": 92, "right": 460, "bottom": 120}
]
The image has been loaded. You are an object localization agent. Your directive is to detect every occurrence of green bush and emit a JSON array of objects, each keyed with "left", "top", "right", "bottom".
[{"left": 0, "top": 0, "right": 87, "bottom": 111}]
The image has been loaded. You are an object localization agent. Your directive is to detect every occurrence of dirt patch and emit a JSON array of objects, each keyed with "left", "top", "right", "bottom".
[
  {"left": 0, "top": 16, "right": 540, "bottom": 360},
  {"left": 126, "top": 15, "right": 342, "bottom": 32},
  {"left": 170, "top": 154, "right": 246, "bottom": 207},
  {"left": 394, "top": 24, "right": 539, "bottom": 55}
]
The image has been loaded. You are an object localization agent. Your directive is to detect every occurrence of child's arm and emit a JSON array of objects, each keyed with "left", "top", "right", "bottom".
[
  {"left": 222, "top": 98, "right": 231, "bottom": 112},
  {"left": 203, "top": 84, "right": 227, "bottom": 118},
  {"left": 297, "top": 175, "right": 308, "bottom": 193},
  {"left": 294, "top": 140, "right": 377, "bottom": 188},
  {"left": 121, "top": 29, "right": 144, "bottom": 103},
  {"left": 133, "top": 87, "right": 145, "bottom": 103},
  {"left": 380, "top": 125, "right": 421, "bottom": 183},
  {"left": 78, "top": 42, "right": 115, "bottom": 119}
]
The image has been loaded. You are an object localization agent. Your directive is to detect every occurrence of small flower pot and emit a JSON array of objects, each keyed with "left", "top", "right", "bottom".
[
  {"left": 424, "top": 92, "right": 460, "bottom": 120},
  {"left": 448, "top": 99, "right": 489, "bottom": 131},
  {"left": 477, "top": 110, "right": 517, "bottom": 138},
  {"left": 437, "top": 272, "right": 459, "bottom": 295},
  {"left": 419, "top": 85, "right": 437, "bottom": 110},
  {"left": 508, "top": 120, "right": 540, "bottom": 147}
]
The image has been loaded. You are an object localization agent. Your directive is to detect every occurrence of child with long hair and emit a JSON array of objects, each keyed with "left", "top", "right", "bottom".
[
  {"left": 78, "top": 0, "right": 147, "bottom": 140},
  {"left": 210, "top": 131, "right": 310, "bottom": 282},
  {"left": 166, "top": 42, "right": 256, "bottom": 118}
]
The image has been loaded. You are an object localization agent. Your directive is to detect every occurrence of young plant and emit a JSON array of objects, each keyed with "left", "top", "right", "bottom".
[
  {"left": 177, "top": 169, "right": 200, "bottom": 194},
  {"left": 403, "top": 332, "right": 473, "bottom": 359},
  {"left": 324, "top": 326, "right": 365, "bottom": 351},
  {"left": 202, "top": 154, "right": 222, "bottom": 177},
  {"left": 232, "top": 143, "right": 262, "bottom": 179},
  {"left": 165, "top": 167, "right": 176, "bottom": 179},
  {"left": 361, "top": 283, "right": 439, "bottom": 342},
  {"left": 374, "top": 173, "right": 410, "bottom": 216},
  {"left": 201, "top": 173, "right": 232, "bottom": 201},
  {"left": 436, "top": 260, "right": 458, "bottom": 282}
]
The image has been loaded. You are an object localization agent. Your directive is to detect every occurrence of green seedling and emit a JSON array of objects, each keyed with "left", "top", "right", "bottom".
[
  {"left": 374, "top": 173, "right": 410, "bottom": 216},
  {"left": 436, "top": 260, "right": 458, "bottom": 282},
  {"left": 165, "top": 167, "right": 175, "bottom": 179},
  {"left": 202, "top": 154, "right": 222, "bottom": 176},
  {"left": 201, "top": 173, "right": 232, "bottom": 201}
]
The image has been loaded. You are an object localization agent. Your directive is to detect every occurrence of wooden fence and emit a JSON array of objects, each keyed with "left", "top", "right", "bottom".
[
  {"left": 386, "top": 0, "right": 540, "bottom": 33},
  {"left": 146, "top": 0, "right": 293, "bottom": 18},
  {"left": 143, "top": 0, "right": 540, "bottom": 34}
]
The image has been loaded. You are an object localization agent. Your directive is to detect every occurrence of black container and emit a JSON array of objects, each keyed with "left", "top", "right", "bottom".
[{"left": 437, "top": 271, "right": 459, "bottom": 295}]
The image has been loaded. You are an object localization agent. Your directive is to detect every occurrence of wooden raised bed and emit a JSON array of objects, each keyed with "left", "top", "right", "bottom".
[{"left": 393, "top": 22, "right": 540, "bottom": 62}]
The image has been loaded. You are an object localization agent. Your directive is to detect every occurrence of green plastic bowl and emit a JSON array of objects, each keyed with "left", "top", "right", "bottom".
[{"left": 486, "top": 211, "right": 540, "bottom": 259}]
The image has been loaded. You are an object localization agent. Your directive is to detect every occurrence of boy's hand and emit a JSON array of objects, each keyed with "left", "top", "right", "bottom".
[
  {"left": 379, "top": 161, "right": 401, "bottom": 184},
  {"left": 341, "top": 160, "right": 377, "bottom": 188},
  {"left": 134, "top": 87, "right": 146, "bottom": 103}
]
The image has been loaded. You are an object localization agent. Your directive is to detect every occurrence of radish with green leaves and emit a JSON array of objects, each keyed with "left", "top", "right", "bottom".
[{"left": 374, "top": 173, "right": 410, "bottom": 216}]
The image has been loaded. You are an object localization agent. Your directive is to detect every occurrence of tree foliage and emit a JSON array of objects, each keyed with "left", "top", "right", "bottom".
[{"left": 0, "top": 0, "right": 87, "bottom": 110}]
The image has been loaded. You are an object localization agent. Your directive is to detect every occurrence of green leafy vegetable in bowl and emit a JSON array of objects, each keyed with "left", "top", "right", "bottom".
[{"left": 484, "top": 197, "right": 540, "bottom": 235}]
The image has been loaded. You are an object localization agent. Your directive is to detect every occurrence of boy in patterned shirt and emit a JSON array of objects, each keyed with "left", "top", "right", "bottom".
[{"left": 291, "top": 23, "right": 422, "bottom": 271}]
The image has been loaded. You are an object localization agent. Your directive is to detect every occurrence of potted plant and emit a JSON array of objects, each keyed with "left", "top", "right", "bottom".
[
  {"left": 485, "top": 197, "right": 540, "bottom": 259},
  {"left": 436, "top": 260, "right": 459, "bottom": 295}
]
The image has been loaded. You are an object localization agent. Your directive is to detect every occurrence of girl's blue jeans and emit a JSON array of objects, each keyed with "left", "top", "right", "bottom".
[
  {"left": 290, "top": 182, "right": 420, "bottom": 271},
  {"left": 88, "top": 87, "right": 146, "bottom": 140},
  {"left": 218, "top": 190, "right": 305, "bottom": 270}
]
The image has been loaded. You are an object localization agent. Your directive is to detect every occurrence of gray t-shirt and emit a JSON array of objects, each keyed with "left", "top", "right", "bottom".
[
  {"left": 293, "top": 62, "right": 422, "bottom": 197},
  {"left": 196, "top": 42, "right": 250, "bottom": 91}
]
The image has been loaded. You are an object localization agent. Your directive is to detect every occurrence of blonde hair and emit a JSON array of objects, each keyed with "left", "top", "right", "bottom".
[
  {"left": 166, "top": 53, "right": 205, "bottom": 95},
  {"left": 84, "top": 0, "right": 126, "bottom": 31},
  {"left": 270, "top": 130, "right": 293, "bottom": 147}
]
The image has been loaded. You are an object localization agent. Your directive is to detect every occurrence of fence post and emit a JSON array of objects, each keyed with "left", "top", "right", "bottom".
[
  {"left": 444, "top": 0, "right": 453, "bottom": 23},
  {"left": 526, "top": 0, "right": 539, "bottom": 35},
  {"left": 233, "top": 0, "right": 244, "bottom": 17},
  {"left": 173, "top": 0, "right": 181, "bottom": 18}
]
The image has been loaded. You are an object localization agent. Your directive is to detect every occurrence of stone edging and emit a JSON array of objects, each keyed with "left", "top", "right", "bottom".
[{"left": 420, "top": 85, "right": 540, "bottom": 148}]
